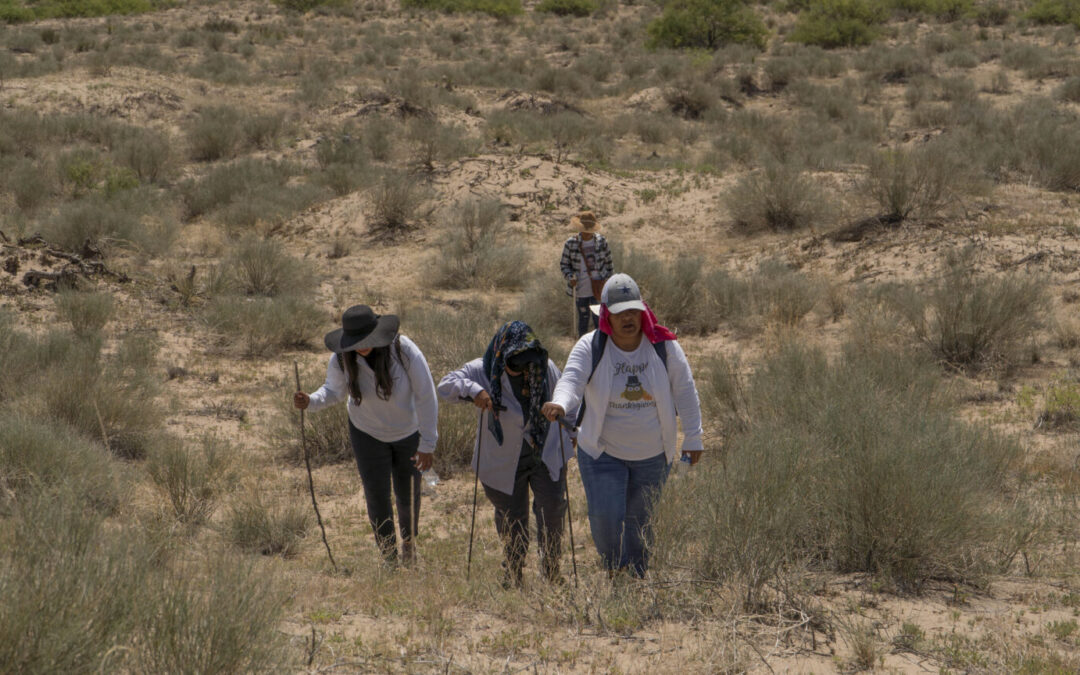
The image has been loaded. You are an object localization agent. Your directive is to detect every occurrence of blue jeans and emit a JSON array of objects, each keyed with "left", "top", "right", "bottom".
[
  {"left": 575, "top": 296, "right": 597, "bottom": 337},
  {"left": 576, "top": 449, "right": 669, "bottom": 577}
]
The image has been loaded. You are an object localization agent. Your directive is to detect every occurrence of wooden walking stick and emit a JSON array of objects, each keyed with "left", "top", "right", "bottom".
[
  {"left": 295, "top": 362, "right": 337, "bottom": 572},
  {"left": 466, "top": 407, "right": 485, "bottom": 581},
  {"left": 555, "top": 416, "right": 579, "bottom": 588}
]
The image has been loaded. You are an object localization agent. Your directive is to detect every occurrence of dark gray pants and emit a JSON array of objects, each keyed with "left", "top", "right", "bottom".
[
  {"left": 348, "top": 422, "right": 420, "bottom": 562},
  {"left": 482, "top": 447, "right": 567, "bottom": 583}
]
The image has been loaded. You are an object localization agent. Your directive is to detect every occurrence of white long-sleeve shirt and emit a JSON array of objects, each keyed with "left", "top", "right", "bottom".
[
  {"left": 550, "top": 331, "right": 703, "bottom": 464},
  {"left": 306, "top": 335, "right": 439, "bottom": 454},
  {"left": 437, "top": 358, "right": 577, "bottom": 495}
]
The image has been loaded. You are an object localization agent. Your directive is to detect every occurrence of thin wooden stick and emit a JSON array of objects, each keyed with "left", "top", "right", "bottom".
[{"left": 295, "top": 362, "right": 337, "bottom": 571}]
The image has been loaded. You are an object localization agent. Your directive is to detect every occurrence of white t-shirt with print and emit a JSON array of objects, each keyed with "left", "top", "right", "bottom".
[{"left": 597, "top": 339, "right": 664, "bottom": 461}]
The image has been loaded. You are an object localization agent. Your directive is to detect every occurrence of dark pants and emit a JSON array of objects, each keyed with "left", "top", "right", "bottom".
[
  {"left": 575, "top": 295, "right": 598, "bottom": 337},
  {"left": 348, "top": 422, "right": 421, "bottom": 562},
  {"left": 482, "top": 446, "right": 567, "bottom": 585}
]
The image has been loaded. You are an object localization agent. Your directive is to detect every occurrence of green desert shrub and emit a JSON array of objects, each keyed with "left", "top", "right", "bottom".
[
  {"left": 112, "top": 128, "right": 173, "bottom": 184},
  {"left": 516, "top": 267, "right": 578, "bottom": 343},
  {"left": 0, "top": 0, "right": 153, "bottom": 23},
  {"left": 653, "top": 342, "right": 1022, "bottom": 601},
  {"left": 861, "top": 142, "right": 962, "bottom": 221},
  {"left": 132, "top": 555, "right": 288, "bottom": 673},
  {"left": 647, "top": 0, "right": 768, "bottom": 50},
  {"left": 179, "top": 158, "right": 319, "bottom": 231},
  {"left": 367, "top": 170, "right": 431, "bottom": 237},
  {"left": 726, "top": 164, "right": 824, "bottom": 232},
  {"left": 226, "top": 493, "right": 310, "bottom": 557},
  {"left": 203, "top": 238, "right": 323, "bottom": 355},
  {"left": 271, "top": 385, "right": 351, "bottom": 467},
  {"left": 890, "top": 250, "right": 1049, "bottom": 370},
  {"left": 39, "top": 333, "right": 162, "bottom": 459},
  {"left": 0, "top": 414, "right": 125, "bottom": 514},
  {"left": 185, "top": 106, "right": 244, "bottom": 162},
  {"left": 789, "top": 0, "right": 885, "bottom": 49},
  {"left": 0, "top": 492, "right": 148, "bottom": 672},
  {"left": 1055, "top": 76, "right": 1080, "bottom": 102},
  {"left": 397, "top": 299, "right": 498, "bottom": 377},
  {"left": 221, "top": 236, "right": 316, "bottom": 298},
  {"left": 433, "top": 199, "right": 527, "bottom": 290},
  {"left": 147, "top": 436, "right": 235, "bottom": 525},
  {"left": 401, "top": 0, "right": 523, "bottom": 17},
  {"left": 44, "top": 187, "right": 176, "bottom": 255},
  {"left": 0, "top": 491, "right": 288, "bottom": 673},
  {"left": 204, "top": 296, "right": 325, "bottom": 356},
  {"left": 890, "top": 0, "right": 972, "bottom": 20},
  {"left": 536, "top": 0, "right": 595, "bottom": 15},
  {"left": 54, "top": 288, "right": 115, "bottom": 337},
  {"left": 1026, "top": 0, "right": 1080, "bottom": 27}
]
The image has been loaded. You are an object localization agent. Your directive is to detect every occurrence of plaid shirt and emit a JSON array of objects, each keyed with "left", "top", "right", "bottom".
[{"left": 560, "top": 234, "right": 613, "bottom": 288}]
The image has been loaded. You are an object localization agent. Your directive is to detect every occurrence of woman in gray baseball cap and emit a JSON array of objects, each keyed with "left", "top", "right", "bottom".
[
  {"left": 294, "top": 305, "right": 439, "bottom": 566},
  {"left": 542, "top": 274, "right": 703, "bottom": 578}
]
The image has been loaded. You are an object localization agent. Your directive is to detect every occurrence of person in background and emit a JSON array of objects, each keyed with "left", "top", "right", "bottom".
[
  {"left": 294, "top": 305, "right": 438, "bottom": 566},
  {"left": 559, "top": 210, "right": 613, "bottom": 338},
  {"left": 438, "top": 321, "right": 577, "bottom": 588},
  {"left": 542, "top": 274, "right": 703, "bottom": 578}
]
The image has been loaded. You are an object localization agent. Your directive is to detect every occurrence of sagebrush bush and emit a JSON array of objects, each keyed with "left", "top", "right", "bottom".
[
  {"left": 726, "top": 163, "right": 823, "bottom": 232},
  {"left": 516, "top": 267, "right": 578, "bottom": 342},
  {"left": 1055, "top": 76, "right": 1080, "bottom": 102},
  {"left": 0, "top": 492, "right": 148, "bottom": 672},
  {"left": 789, "top": 0, "right": 884, "bottom": 49},
  {"left": 179, "top": 158, "right": 314, "bottom": 230},
  {"left": 44, "top": 188, "right": 176, "bottom": 255},
  {"left": 0, "top": 491, "right": 288, "bottom": 673},
  {"left": 434, "top": 199, "right": 527, "bottom": 290},
  {"left": 890, "top": 250, "right": 1049, "bottom": 369},
  {"left": 204, "top": 296, "right": 326, "bottom": 356},
  {"left": 271, "top": 386, "right": 352, "bottom": 467},
  {"left": 54, "top": 288, "right": 115, "bottom": 336},
  {"left": 647, "top": 0, "right": 768, "bottom": 50},
  {"left": 226, "top": 493, "right": 310, "bottom": 557},
  {"left": 186, "top": 106, "right": 244, "bottom": 161},
  {"left": 37, "top": 333, "right": 162, "bottom": 460},
  {"left": 653, "top": 342, "right": 1022, "bottom": 600},
  {"left": 221, "top": 236, "right": 316, "bottom": 298},
  {"left": 112, "top": 128, "right": 173, "bottom": 184},
  {"left": 133, "top": 555, "right": 288, "bottom": 673},
  {"left": 147, "top": 436, "right": 234, "bottom": 525},
  {"left": 368, "top": 170, "right": 430, "bottom": 237},
  {"left": 862, "top": 142, "right": 960, "bottom": 221},
  {"left": 0, "top": 414, "right": 125, "bottom": 514}
]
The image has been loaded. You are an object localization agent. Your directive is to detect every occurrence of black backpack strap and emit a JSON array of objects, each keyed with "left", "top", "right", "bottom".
[{"left": 653, "top": 340, "right": 668, "bottom": 369}]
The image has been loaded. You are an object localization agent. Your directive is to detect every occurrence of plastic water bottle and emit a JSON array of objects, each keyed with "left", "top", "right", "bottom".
[
  {"left": 421, "top": 469, "right": 439, "bottom": 496},
  {"left": 673, "top": 454, "right": 692, "bottom": 478}
]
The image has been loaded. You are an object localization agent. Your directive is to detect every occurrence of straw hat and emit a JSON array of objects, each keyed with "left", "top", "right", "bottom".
[{"left": 569, "top": 210, "right": 599, "bottom": 233}]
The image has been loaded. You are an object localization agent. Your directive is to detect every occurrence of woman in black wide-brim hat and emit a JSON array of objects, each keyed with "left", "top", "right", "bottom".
[{"left": 294, "top": 305, "right": 438, "bottom": 565}]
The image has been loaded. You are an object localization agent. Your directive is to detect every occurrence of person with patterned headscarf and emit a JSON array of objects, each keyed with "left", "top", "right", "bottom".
[{"left": 437, "top": 321, "right": 578, "bottom": 588}]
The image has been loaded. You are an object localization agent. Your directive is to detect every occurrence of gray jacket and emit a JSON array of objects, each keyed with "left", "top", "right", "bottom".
[{"left": 437, "top": 359, "right": 578, "bottom": 495}]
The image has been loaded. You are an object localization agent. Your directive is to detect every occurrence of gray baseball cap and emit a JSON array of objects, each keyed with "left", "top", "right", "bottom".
[{"left": 601, "top": 274, "right": 647, "bottom": 314}]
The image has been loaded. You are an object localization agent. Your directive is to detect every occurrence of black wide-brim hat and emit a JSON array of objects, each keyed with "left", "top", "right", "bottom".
[{"left": 323, "top": 305, "right": 399, "bottom": 353}]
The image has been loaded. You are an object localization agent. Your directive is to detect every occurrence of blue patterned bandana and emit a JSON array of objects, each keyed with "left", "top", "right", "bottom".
[{"left": 482, "top": 321, "right": 549, "bottom": 450}]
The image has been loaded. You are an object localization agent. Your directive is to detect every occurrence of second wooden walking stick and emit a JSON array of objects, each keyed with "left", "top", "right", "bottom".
[
  {"left": 466, "top": 407, "right": 485, "bottom": 581},
  {"left": 556, "top": 416, "right": 579, "bottom": 588},
  {"left": 295, "top": 362, "right": 337, "bottom": 572}
]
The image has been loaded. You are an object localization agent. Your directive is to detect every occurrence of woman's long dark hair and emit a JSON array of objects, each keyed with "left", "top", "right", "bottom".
[{"left": 337, "top": 336, "right": 406, "bottom": 405}]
